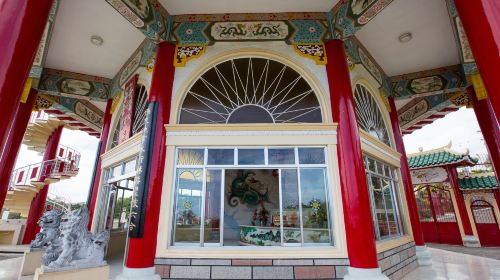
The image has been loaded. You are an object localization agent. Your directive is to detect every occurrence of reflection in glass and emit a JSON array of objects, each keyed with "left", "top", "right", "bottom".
[
  {"left": 178, "top": 149, "right": 205, "bottom": 165},
  {"left": 204, "top": 170, "right": 222, "bottom": 243},
  {"left": 298, "top": 148, "right": 325, "bottom": 164},
  {"left": 238, "top": 149, "right": 265, "bottom": 165},
  {"left": 207, "top": 149, "right": 234, "bottom": 165},
  {"left": 300, "top": 169, "right": 330, "bottom": 244},
  {"left": 268, "top": 149, "right": 295, "bottom": 165},
  {"left": 281, "top": 169, "right": 302, "bottom": 244},
  {"left": 173, "top": 169, "right": 203, "bottom": 244}
]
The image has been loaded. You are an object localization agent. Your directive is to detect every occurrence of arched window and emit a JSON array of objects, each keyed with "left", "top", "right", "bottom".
[
  {"left": 353, "top": 84, "right": 391, "bottom": 147},
  {"left": 179, "top": 57, "right": 322, "bottom": 124},
  {"left": 110, "top": 84, "right": 149, "bottom": 149}
]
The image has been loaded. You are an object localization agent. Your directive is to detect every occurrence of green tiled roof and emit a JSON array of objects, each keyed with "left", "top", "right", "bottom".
[
  {"left": 408, "top": 150, "right": 478, "bottom": 169},
  {"left": 459, "top": 175, "right": 498, "bottom": 190}
]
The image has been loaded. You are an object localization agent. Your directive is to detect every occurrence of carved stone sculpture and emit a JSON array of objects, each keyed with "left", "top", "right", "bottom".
[
  {"left": 43, "top": 207, "right": 109, "bottom": 271},
  {"left": 29, "top": 209, "right": 63, "bottom": 250}
]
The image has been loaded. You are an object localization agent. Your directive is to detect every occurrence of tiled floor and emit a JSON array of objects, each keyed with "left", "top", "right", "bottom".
[
  {"left": 1, "top": 247, "right": 500, "bottom": 279},
  {"left": 404, "top": 248, "right": 500, "bottom": 280},
  {"left": 427, "top": 243, "right": 500, "bottom": 260}
]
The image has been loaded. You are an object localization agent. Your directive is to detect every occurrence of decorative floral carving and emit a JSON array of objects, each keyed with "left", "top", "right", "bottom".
[
  {"left": 174, "top": 45, "right": 206, "bottom": 67},
  {"left": 293, "top": 44, "right": 327, "bottom": 65}
]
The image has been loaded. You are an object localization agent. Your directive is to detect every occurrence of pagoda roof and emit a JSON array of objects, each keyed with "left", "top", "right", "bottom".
[
  {"left": 407, "top": 142, "right": 478, "bottom": 169},
  {"left": 458, "top": 173, "right": 499, "bottom": 191}
]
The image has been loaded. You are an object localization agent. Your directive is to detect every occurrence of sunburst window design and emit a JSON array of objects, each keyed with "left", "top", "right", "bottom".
[
  {"left": 353, "top": 84, "right": 391, "bottom": 147},
  {"left": 179, "top": 58, "right": 322, "bottom": 124},
  {"left": 110, "top": 84, "right": 149, "bottom": 149},
  {"left": 132, "top": 84, "right": 148, "bottom": 135}
]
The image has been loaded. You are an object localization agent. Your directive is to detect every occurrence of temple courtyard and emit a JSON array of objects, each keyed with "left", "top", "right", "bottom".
[{"left": 0, "top": 245, "right": 498, "bottom": 280}]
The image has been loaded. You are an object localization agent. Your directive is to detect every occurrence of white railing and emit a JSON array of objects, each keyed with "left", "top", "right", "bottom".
[
  {"left": 458, "top": 154, "right": 495, "bottom": 177},
  {"left": 9, "top": 145, "right": 81, "bottom": 190}
]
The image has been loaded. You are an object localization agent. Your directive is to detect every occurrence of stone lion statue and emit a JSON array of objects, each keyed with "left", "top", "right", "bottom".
[
  {"left": 29, "top": 209, "right": 64, "bottom": 250},
  {"left": 43, "top": 207, "right": 109, "bottom": 271}
]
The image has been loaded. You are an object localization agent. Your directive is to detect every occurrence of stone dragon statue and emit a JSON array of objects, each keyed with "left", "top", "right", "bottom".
[
  {"left": 29, "top": 209, "right": 64, "bottom": 250},
  {"left": 43, "top": 207, "right": 109, "bottom": 271}
]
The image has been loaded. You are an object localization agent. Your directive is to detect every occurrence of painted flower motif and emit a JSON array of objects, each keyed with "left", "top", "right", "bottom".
[
  {"left": 309, "top": 27, "right": 317, "bottom": 33},
  {"left": 310, "top": 199, "right": 321, "bottom": 211},
  {"left": 184, "top": 200, "right": 192, "bottom": 210},
  {"left": 185, "top": 28, "right": 193, "bottom": 35}
]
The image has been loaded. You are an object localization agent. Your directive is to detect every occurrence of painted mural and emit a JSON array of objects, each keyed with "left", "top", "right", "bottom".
[
  {"left": 105, "top": 0, "right": 171, "bottom": 42},
  {"left": 173, "top": 12, "right": 327, "bottom": 23},
  {"left": 398, "top": 99, "right": 429, "bottom": 127},
  {"left": 391, "top": 65, "right": 466, "bottom": 97},
  {"left": 329, "top": 0, "right": 394, "bottom": 38},
  {"left": 210, "top": 21, "right": 290, "bottom": 41},
  {"left": 51, "top": 96, "right": 104, "bottom": 130},
  {"left": 39, "top": 69, "right": 111, "bottom": 101},
  {"left": 173, "top": 20, "right": 327, "bottom": 46}
]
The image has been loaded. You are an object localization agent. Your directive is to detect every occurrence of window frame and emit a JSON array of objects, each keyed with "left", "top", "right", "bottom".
[
  {"left": 363, "top": 155, "right": 405, "bottom": 241},
  {"left": 170, "top": 146, "right": 334, "bottom": 248}
]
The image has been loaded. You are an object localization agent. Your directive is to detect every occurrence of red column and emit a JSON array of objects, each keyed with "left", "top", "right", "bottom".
[
  {"left": 494, "top": 189, "right": 500, "bottom": 214},
  {"left": 0, "top": 0, "right": 54, "bottom": 153},
  {"left": 454, "top": 0, "right": 500, "bottom": 120},
  {"left": 0, "top": 89, "right": 38, "bottom": 211},
  {"left": 325, "top": 40, "right": 379, "bottom": 269},
  {"left": 125, "top": 42, "right": 175, "bottom": 269},
  {"left": 447, "top": 166, "right": 474, "bottom": 237},
  {"left": 87, "top": 99, "right": 113, "bottom": 229},
  {"left": 22, "top": 124, "right": 63, "bottom": 244},
  {"left": 388, "top": 97, "right": 426, "bottom": 246},
  {"left": 468, "top": 87, "right": 500, "bottom": 178}
]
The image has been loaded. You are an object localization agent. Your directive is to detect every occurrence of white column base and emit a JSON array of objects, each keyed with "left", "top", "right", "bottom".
[
  {"left": 115, "top": 266, "right": 160, "bottom": 280},
  {"left": 343, "top": 267, "right": 389, "bottom": 280},
  {"left": 463, "top": 235, "right": 480, "bottom": 247},
  {"left": 415, "top": 245, "right": 432, "bottom": 266}
]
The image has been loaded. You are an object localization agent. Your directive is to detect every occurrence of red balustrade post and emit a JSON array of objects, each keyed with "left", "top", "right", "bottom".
[
  {"left": 0, "top": 0, "right": 54, "bottom": 153},
  {"left": 87, "top": 99, "right": 113, "bottom": 230},
  {"left": 447, "top": 166, "right": 479, "bottom": 247},
  {"left": 22, "top": 124, "right": 63, "bottom": 244},
  {"left": 117, "top": 42, "right": 175, "bottom": 280},
  {"left": 388, "top": 97, "right": 431, "bottom": 265},
  {"left": 454, "top": 0, "right": 500, "bottom": 121},
  {"left": 325, "top": 39, "right": 388, "bottom": 279},
  {"left": 0, "top": 89, "right": 38, "bottom": 212},
  {"left": 468, "top": 87, "right": 500, "bottom": 178}
]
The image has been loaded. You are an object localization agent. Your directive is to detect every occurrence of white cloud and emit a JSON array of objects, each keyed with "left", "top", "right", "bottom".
[
  {"left": 403, "top": 107, "right": 488, "bottom": 157},
  {"left": 15, "top": 129, "right": 99, "bottom": 204}
]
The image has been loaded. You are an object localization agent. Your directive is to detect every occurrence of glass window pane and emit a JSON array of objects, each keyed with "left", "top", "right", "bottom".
[
  {"left": 238, "top": 149, "right": 264, "bottom": 165},
  {"left": 173, "top": 169, "right": 203, "bottom": 244},
  {"left": 207, "top": 149, "right": 234, "bottom": 165},
  {"left": 124, "top": 158, "right": 137, "bottom": 174},
  {"left": 281, "top": 169, "right": 302, "bottom": 244},
  {"left": 376, "top": 162, "right": 384, "bottom": 175},
  {"left": 111, "top": 165, "right": 122, "bottom": 178},
  {"left": 224, "top": 169, "right": 280, "bottom": 246},
  {"left": 368, "top": 157, "right": 376, "bottom": 172},
  {"left": 268, "top": 149, "right": 295, "bottom": 165},
  {"left": 298, "top": 148, "right": 325, "bottom": 164},
  {"left": 177, "top": 149, "right": 205, "bottom": 165},
  {"left": 299, "top": 168, "right": 331, "bottom": 244},
  {"left": 204, "top": 170, "right": 222, "bottom": 243},
  {"left": 371, "top": 176, "right": 389, "bottom": 238}
]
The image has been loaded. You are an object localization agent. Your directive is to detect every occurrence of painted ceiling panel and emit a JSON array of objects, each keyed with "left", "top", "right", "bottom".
[
  {"left": 45, "top": 0, "right": 145, "bottom": 79},
  {"left": 356, "top": 0, "right": 460, "bottom": 76},
  {"left": 160, "top": 0, "right": 339, "bottom": 14}
]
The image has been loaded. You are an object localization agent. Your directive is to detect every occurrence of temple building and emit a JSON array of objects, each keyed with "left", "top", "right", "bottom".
[{"left": 0, "top": 0, "right": 498, "bottom": 279}]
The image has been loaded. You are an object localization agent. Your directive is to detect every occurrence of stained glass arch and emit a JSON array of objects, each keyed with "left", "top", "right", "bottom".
[
  {"left": 178, "top": 57, "right": 323, "bottom": 124},
  {"left": 353, "top": 83, "right": 392, "bottom": 147}
]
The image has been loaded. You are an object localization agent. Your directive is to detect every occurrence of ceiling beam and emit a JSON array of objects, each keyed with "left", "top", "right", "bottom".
[
  {"left": 398, "top": 90, "right": 470, "bottom": 134},
  {"left": 327, "top": 0, "right": 395, "bottom": 39},
  {"left": 390, "top": 65, "right": 467, "bottom": 98},
  {"left": 105, "top": 0, "right": 172, "bottom": 43},
  {"left": 38, "top": 68, "right": 111, "bottom": 102},
  {"left": 29, "top": 0, "right": 59, "bottom": 87}
]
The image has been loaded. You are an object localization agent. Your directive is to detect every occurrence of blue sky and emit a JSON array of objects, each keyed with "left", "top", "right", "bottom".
[{"left": 13, "top": 107, "right": 487, "bottom": 203}]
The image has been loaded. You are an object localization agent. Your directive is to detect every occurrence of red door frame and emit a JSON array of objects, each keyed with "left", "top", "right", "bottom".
[
  {"left": 471, "top": 200, "right": 500, "bottom": 247},
  {"left": 416, "top": 185, "right": 462, "bottom": 245}
]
